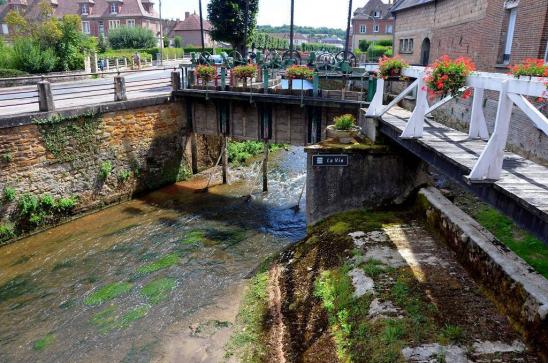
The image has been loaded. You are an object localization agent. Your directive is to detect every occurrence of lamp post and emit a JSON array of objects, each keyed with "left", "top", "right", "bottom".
[
  {"left": 243, "top": 0, "right": 250, "bottom": 58},
  {"left": 199, "top": 0, "right": 205, "bottom": 52},
  {"left": 159, "top": 0, "right": 163, "bottom": 65},
  {"left": 344, "top": 0, "right": 353, "bottom": 61},
  {"left": 289, "top": 0, "right": 295, "bottom": 61}
]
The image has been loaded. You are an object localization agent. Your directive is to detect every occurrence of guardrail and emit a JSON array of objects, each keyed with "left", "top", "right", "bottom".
[{"left": 365, "top": 66, "right": 548, "bottom": 182}]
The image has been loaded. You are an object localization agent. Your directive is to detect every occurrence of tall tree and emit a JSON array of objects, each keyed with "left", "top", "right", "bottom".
[{"left": 207, "top": 0, "right": 259, "bottom": 54}]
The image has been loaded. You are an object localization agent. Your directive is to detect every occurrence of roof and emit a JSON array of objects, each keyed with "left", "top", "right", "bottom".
[
  {"left": 353, "top": 0, "right": 394, "bottom": 20},
  {"left": 172, "top": 12, "right": 211, "bottom": 32},
  {"left": 0, "top": 0, "right": 159, "bottom": 22},
  {"left": 390, "top": 0, "right": 435, "bottom": 13}
]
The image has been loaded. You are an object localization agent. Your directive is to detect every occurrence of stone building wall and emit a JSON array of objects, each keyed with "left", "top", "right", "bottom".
[{"left": 0, "top": 101, "right": 220, "bottom": 244}]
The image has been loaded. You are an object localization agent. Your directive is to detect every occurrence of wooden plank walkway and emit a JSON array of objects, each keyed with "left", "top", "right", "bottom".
[{"left": 379, "top": 106, "right": 548, "bottom": 243}]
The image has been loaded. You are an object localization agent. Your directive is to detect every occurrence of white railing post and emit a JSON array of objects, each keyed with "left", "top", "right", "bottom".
[
  {"left": 469, "top": 81, "right": 513, "bottom": 181},
  {"left": 401, "top": 76, "right": 428, "bottom": 138},
  {"left": 365, "top": 78, "right": 384, "bottom": 117},
  {"left": 469, "top": 87, "right": 489, "bottom": 140}
]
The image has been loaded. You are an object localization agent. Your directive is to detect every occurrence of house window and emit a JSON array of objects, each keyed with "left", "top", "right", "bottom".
[
  {"left": 409, "top": 39, "right": 414, "bottom": 52},
  {"left": 82, "top": 21, "right": 90, "bottom": 34},
  {"left": 399, "top": 38, "right": 414, "bottom": 53},
  {"left": 544, "top": 41, "right": 548, "bottom": 63},
  {"left": 360, "top": 25, "right": 366, "bottom": 33},
  {"left": 110, "top": 3, "right": 117, "bottom": 14},
  {"left": 81, "top": 3, "right": 88, "bottom": 15},
  {"left": 386, "top": 24, "right": 393, "bottom": 33},
  {"left": 502, "top": 7, "right": 517, "bottom": 64},
  {"left": 99, "top": 21, "right": 104, "bottom": 35},
  {"left": 109, "top": 20, "right": 120, "bottom": 29},
  {"left": 1, "top": 23, "right": 8, "bottom": 35},
  {"left": 126, "top": 19, "right": 135, "bottom": 27},
  {"left": 374, "top": 25, "right": 380, "bottom": 33},
  {"left": 373, "top": 10, "right": 380, "bottom": 18}
]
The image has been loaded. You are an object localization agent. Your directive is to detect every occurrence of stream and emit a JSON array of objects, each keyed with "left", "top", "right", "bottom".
[{"left": 0, "top": 147, "right": 307, "bottom": 363}]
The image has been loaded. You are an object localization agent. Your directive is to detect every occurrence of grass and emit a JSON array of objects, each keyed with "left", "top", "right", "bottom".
[
  {"left": 225, "top": 272, "right": 269, "bottom": 363},
  {"left": 473, "top": 207, "right": 548, "bottom": 278},
  {"left": 329, "top": 221, "right": 351, "bottom": 235},
  {"left": 84, "top": 282, "right": 133, "bottom": 306},
  {"left": 438, "top": 324, "right": 465, "bottom": 345},
  {"left": 361, "top": 259, "right": 390, "bottom": 278},
  {"left": 33, "top": 333, "right": 55, "bottom": 351},
  {"left": 141, "top": 277, "right": 176, "bottom": 304},
  {"left": 227, "top": 141, "right": 286, "bottom": 166},
  {"left": 136, "top": 253, "right": 180, "bottom": 275}
]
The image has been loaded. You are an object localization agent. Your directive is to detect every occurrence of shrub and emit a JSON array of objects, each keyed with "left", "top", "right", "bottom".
[
  {"left": 11, "top": 38, "right": 57, "bottom": 74},
  {"left": 0, "top": 223, "right": 15, "bottom": 242},
  {"left": 232, "top": 64, "right": 257, "bottom": 80},
  {"left": 286, "top": 65, "right": 314, "bottom": 80},
  {"left": 56, "top": 197, "right": 76, "bottom": 213},
  {"left": 174, "top": 36, "right": 182, "bottom": 49},
  {"left": 108, "top": 26, "right": 157, "bottom": 50},
  {"left": 3, "top": 186, "right": 16, "bottom": 202},
  {"left": 378, "top": 55, "right": 409, "bottom": 79},
  {"left": 195, "top": 64, "right": 216, "bottom": 83},
  {"left": 384, "top": 48, "right": 393, "bottom": 57},
  {"left": 510, "top": 58, "right": 548, "bottom": 78},
  {"left": 358, "top": 39, "right": 370, "bottom": 52},
  {"left": 118, "top": 170, "right": 131, "bottom": 183},
  {"left": 367, "top": 45, "right": 391, "bottom": 62},
  {"left": 99, "top": 161, "right": 112, "bottom": 180},
  {"left": 376, "top": 39, "right": 393, "bottom": 47},
  {"left": 425, "top": 55, "right": 475, "bottom": 98},
  {"left": 334, "top": 114, "right": 356, "bottom": 131},
  {"left": 39, "top": 194, "right": 55, "bottom": 210},
  {"left": 0, "top": 68, "right": 28, "bottom": 78},
  {"left": 18, "top": 193, "right": 39, "bottom": 216}
]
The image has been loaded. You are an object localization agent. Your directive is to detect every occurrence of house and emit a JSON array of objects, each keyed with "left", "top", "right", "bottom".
[
  {"left": 0, "top": 0, "right": 161, "bottom": 39},
  {"left": 168, "top": 11, "right": 213, "bottom": 48},
  {"left": 391, "top": 0, "right": 548, "bottom": 70},
  {"left": 351, "top": 0, "right": 395, "bottom": 50}
]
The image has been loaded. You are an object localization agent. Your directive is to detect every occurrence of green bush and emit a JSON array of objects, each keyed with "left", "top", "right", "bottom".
[
  {"left": 0, "top": 40, "right": 15, "bottom": 69},
  {"left": 0, "top": 68, "right": 28, "bottom": 78},
  {"left": 99, "top": 161, "right": 112, "bottom": 180},
  {"left": 39, "top": 194, "right": 56, "bottom": 210},
  {"left": 367, "top": 45, "right": 391, "bottom": 62},
  {"left": 3, "top": 186, "right": 16, "bottom": 202},
  {"left": 11, "top": 38, "right": 57, "bottom": 74},
  {"left": 108, "top": 26, "right": 157, "bottom": 50},
  {"left": 18, "top": 193, "right": 39, "bottom": 217},
  {"left": 0, "top": 223, "right": 15, "bottom": 242},
  {"left": 334, "top": 114, "right": 356, "bottom": 131},
  {"left": 118, "top": 170, "right": 131, "bottom": 183},
  {"left": 174, "top": 36, "right": 182, "bottom": 49},
  {"left": 376, "top": 39, "right": 393, "bottom": 47},
  {"left": 99, "top": 49, "right": 153, "bottom": 62},
  {"left": 56, "top": 197, "right": 76, "bottom": 212},
  {"left": 358, "top": 40, "right": 370, "bottom": 52},
  {"left": 384, "top": 48, "right": 394, "bottom": 57}
]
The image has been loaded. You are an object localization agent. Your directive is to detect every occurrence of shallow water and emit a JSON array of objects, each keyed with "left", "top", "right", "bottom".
[{"left": 0, "top": 147, "right": 307, "bottom": 363}]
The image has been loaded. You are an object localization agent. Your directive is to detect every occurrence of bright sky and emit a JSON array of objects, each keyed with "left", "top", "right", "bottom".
[{"left": 161, "top": 0, "right": 384, "bottom": 29}]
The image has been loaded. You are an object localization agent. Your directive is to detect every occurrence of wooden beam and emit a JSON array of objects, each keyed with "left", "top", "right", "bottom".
[
  {"left": 507, "top": 93, "right": 548, "bottom": 136},
  {"left": 469, "top": 87, "right": 490, "bottom": 140},
  {"left": 365, "top": 78, "right": 385, "bottom": 117},
  {"left": 401, "top": 76, "right": 428, "bottom": 138},
  {"left": 378, "top": 78, "right": 419, "bottom": 117}
]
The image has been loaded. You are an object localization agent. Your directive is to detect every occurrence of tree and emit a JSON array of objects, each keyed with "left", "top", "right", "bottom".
[
  {"left": 174, "top": 36, "right": 183, "bottom": 48},
  {"left": 359, "top": 39, "right": 370, "bottom": 52},
  {"left": 207, "top": 0, "right": 259, "bottom": 54},
  {"left": 108, "top": 27, "right": 157, "bottom": 49}
]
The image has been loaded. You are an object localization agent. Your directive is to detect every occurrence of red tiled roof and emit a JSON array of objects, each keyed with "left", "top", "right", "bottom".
[{"left": 172, "top": 12, "right": 211, "bottom": 32}]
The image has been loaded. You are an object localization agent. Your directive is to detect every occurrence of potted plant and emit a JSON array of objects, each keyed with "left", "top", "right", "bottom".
[
  {"left": 425, "top": 55, "right": 475, "bottom": 99},
  {"left": 378, "top": 55, "right": 409, "bottom": 79},
  {"left": 510, "top": 58, "right": 548, "bottom": 79},
  {"left": 286, "top": 65, "right": 314, "bottom": 80},
  {"left": 326, "top": 114, "right": 361, "bottom": 144},
  {"left": 195, "top": 64, "right": 216, "bottom": 86},
  {"left": 232, "top": 64, "right": 257, "bottom": 87}
]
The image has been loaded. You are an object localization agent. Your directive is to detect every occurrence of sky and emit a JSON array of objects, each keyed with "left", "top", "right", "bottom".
[{"left": 161, "top": 0, "right": 384, "bottom": 29}]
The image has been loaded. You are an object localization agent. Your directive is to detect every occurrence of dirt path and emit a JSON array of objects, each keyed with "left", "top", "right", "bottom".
[{"left": 267, "top": 265, "right": 287, "bottom": 363}]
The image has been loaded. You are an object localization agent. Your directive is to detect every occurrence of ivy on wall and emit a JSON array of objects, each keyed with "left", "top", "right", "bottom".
[{"left": 33, "top": 113, "right": 102, "bottom": 163}]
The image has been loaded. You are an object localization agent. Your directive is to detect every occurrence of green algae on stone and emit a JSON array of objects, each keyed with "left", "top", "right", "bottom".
[
  {"left": 52, "top": 259, "right": 75, "bottom": 272},
  {"left": 136, "top": 253, "right": 180, "bottom": 275},
  {"left": 329, "top": 221, "right": 351, "bottom": 235},
  {"left": 90, "top": 304, "right": 150, "bottom": 333},
  {"left": 33, "top": 333, "right": 55, "bottom": 351},
  {"left": 141, "top": 277, "right": 177, "bottom": 304},
  {"left": 180, "top": 230, "right": 205, "bottom": 245},
  {"left": 84, "top": 282, "right": 133, "bottom": 306},
  {"left": 119, "top": 305, "right": 150, "bottom": 328},
  {"left": 0, "top": 275, "right": 37, "bottom": 302}
]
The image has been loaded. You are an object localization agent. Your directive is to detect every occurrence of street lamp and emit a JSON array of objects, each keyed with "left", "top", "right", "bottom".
[
  {"left": 243, "top": 0, "right": 250, "bottom": 58},
  {"left": 199, "top": 0, "right": 205, "bottom": 52},
  {"left": 344, "top": 0, "right": 353, "bottom": 61},
  {"left": 289, "top": 0, "right": 295, "bottom": 60},
  {"left": 159, "top": 0, "right": 163, "bottom": 65}
]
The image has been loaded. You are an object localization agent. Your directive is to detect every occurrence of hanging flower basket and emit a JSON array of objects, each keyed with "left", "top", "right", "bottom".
[
  {"left": 195, "top": 65, "right": 216, "bottom": 85},
  {"left": 510, "top": 58, "right": 548, "bottom": 79},
  {"left": 425, "top": 55, "right": 475, "bottom": 99},
  {"left": 378, "top": 55, "right": 409, "bottom": 79},
  {"left": 326, "top": 114, "right": 361, "bottom": 144},
  {"left": 286, "top": 65, "right": 314, "bottom": 80}
]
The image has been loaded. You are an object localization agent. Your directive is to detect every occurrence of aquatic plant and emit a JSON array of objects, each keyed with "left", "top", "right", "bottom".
[
  {"left": 136, "top": 253, "right": 180, "bottom": 275},
  {"left": 180, "top": 230, "right": 205, "bottom": 245},
  {"left": 90, "top": 304, "right": 150, "bottom": 333},
  {"left": 33, "top": 333, "right": 55, "bottom": 351},
  {"left": 141, "top": 277, "right": 176, "bottom": 304},
  {"left": 84, "top": 282, "right": 133, "bottom": 306}
]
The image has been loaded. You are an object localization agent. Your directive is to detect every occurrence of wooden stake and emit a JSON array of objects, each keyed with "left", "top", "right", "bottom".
[
  {"left": 222, "top": 136, "right": 228, "bottom": 184},
  {"left": 262, "top": 140, "right": 269, "bottom": 192}
]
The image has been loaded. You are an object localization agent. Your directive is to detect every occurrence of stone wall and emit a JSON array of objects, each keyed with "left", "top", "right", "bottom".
[
  {"left": 305, "top": 141, "right": 428, "bottom": 224},
  {"left": 0, "top": 101, "right": 221, "bottom": 244}
]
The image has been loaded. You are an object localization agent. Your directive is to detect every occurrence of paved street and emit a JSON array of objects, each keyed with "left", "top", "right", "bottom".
[{"left": 0, "top": 66, "right": 181, "bottom": 117}]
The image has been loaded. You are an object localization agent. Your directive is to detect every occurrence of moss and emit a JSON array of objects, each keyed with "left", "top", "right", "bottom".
[
  {"left": 33, "top": 333, "right": 55, "bottom": 351},
  {"left": 0, "top": 275, "right": 37, "bottom": 302},
  {"left": 329, "top": 221, "right": 351, "bottom": 235},
  {"left": 474, "top": 207, "right": 548, "bottom": 278},
  {"left": 52, "top": 259, "right": 74, "bottom": 272},
  {"left": 84, "top": 282, "right": 133, "bottom": 306},
  {"left": 361, "top": 259, "right": 391, "bottom": 278},
  {"left": 141, "top": 277, "right": 176, "bottom": 304},
  {"left": 225, "top": 272, "right": 269, "bottom": 362},
  {"left": 180, "top": 230, "right": 205, "bottom": 245},
  {"left": 312, "top": 210, "right": 399, "bottom": 236},
  {"left": 119, "top": 305, "right": 150, "bottom": 328},
  {"left": 136, "top": 253, "right": 180, "bottom": 275},
  {"left": 90, "top": 304, "right": 149, "bottom": 334}
]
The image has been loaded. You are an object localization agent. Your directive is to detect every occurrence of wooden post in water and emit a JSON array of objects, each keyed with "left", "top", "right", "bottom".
[
  {"left": 222, "top": 136, "right": 228, "bottom": 184},
  {"left": 262, "top": 140, "right": 269, "bottom": 192}
]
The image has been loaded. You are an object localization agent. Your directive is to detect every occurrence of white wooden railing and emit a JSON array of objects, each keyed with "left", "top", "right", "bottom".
[{"left": 365, "top": 66, "right": 548, "bottom": 182}]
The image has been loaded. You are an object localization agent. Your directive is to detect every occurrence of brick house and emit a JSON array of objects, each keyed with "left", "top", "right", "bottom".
[
  {"left": 351, "top": 0, "right": 395, "bottom": 50},
  {"left": 168, "top": 11, "right": 213, "bottom": 48},
  {"left": 391, "top": 0, "right": 548, "bottom": 70},
  {"left": 0, "top": 0, "right": 161, "bottom": 39}
]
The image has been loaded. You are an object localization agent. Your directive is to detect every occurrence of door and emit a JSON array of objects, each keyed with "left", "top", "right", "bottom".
[{"left": 420, "top": 38, "right": 431, "bottom": 66}]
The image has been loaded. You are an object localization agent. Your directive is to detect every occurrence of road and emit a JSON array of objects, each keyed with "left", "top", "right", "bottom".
[{"left": 0, "top": 67, "right": 179, "bottom": 117}]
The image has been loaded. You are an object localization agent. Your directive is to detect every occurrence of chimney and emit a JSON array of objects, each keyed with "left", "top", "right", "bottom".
[{"left": 185, "top": 11, "right": 190, "bottom": 19}]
